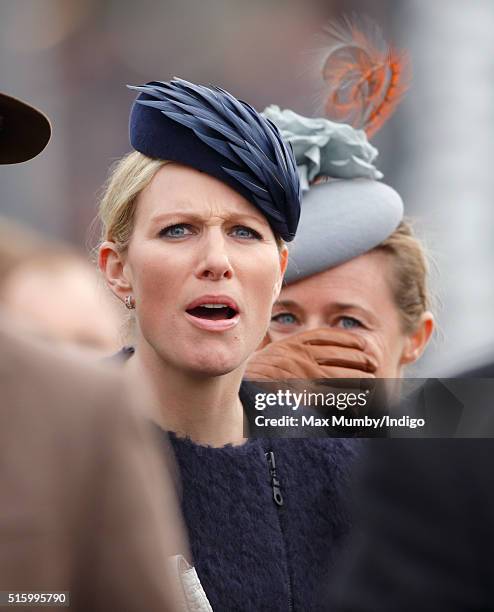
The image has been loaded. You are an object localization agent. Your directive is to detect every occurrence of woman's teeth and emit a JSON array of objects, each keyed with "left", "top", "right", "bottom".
[{"left": 186, "top": 304, "right": 237, "bottom": 320}]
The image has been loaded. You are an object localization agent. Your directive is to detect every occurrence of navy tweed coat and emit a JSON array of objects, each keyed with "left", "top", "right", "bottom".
[{"left": 158, "top": 382, "right": 360, "bottom": 611}]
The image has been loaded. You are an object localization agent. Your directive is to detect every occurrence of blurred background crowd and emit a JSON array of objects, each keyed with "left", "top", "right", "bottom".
[{"left": 1, "top": 0, "right": 492, "bottom": 373}]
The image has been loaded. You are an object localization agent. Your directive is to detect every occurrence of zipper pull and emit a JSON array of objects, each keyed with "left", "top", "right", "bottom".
[{"left": 265, "top": 451, "right": 284, "bottom": 507}]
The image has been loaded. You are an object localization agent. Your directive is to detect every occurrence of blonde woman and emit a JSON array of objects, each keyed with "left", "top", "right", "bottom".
[{"left": 98, "top": 79, "right": 360, "bottom": 611}]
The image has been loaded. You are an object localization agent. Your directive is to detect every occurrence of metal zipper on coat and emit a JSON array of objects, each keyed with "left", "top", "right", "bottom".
[
  {"left": 266, "top": 450, "right": 283, "bottom": 506},
  {"left": 266, "top": 450, "right": 294, "bottom": 612}
]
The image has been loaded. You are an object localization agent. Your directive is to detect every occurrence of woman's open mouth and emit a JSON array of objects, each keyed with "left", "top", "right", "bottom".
[
  {"left": 184, "top": 296, "right": 240, "bottom": 331},
  {"left": 186, "top": 304, "right": 237, "bottom": 321}
]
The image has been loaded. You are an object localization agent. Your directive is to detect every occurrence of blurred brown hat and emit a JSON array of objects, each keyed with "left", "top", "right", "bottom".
[{"left": 0, "top": 92, "right": 51, "bottom": 164}]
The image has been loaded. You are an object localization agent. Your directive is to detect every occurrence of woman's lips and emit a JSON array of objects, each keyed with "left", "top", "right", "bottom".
[
  {"left": 184, "top": 295, "right": 240, "bottom": 332},
  {"left": 184, "top": 311, "right": 240, "bottom": 331},
  {"left": 185, "top": 295, "right": 239, "bottom": 312}
]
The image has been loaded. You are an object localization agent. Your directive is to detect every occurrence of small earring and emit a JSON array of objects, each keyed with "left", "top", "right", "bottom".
[{"left": 124, "top": 295, "right": 136, "bottom": 310}]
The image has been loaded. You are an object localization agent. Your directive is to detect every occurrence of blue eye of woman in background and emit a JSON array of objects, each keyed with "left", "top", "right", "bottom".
[
  {"left": 337, "top": 316, "right": 363, "bottom": 330},
  {"left": 271, "top": 312, "right": 299, "bottom": 326}
]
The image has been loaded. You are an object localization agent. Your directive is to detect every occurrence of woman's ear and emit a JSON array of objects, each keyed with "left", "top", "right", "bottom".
[
  {"left": 400, "top": 312, "right": 435, "bottom": 365},
  {"left": 273, "top": 245, "right": 288, "bottom": 302},
  {"left": 98, "top": 242, "right": 132, "bottom": 303}
]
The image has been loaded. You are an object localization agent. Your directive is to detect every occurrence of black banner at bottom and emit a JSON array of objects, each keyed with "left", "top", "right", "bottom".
[{"left": 243, "top": 378, "right": 494, "bottom": 438}]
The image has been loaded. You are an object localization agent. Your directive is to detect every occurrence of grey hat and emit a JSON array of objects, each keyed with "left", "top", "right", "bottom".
[
  {"left": 284, "top": 178, "right": 403, "bottom": 284},
  {"left": 262, "top": 106, "right": 404, "bottom": 285}
]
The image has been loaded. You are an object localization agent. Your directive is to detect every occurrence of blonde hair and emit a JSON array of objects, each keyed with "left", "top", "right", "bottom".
[
  {"left": 373, "top": 220, "right": 431, "bottom": 333},
  {"left": 98, "top": 151, "right": 168, "bottom": 250}
]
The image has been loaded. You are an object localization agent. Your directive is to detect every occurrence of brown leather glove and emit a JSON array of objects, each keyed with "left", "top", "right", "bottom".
[{"left": 245, "top": 328, "right": 379, "bottom": 380}]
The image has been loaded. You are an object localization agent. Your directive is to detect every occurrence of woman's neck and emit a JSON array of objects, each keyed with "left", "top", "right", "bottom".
[{"left": 126, "top": 341, "right": 247, "bottom": 447}]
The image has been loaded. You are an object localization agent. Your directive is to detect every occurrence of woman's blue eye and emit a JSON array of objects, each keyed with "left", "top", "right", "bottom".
[
  {"left": 160, "top": 224, "right": 193, "bottom": 238},
  {"left": 337, "top": 316, "right": 362, "bottom": 330},
  {"left": 231, "top": 225, "right": 262, "bottom": 240},
  {"left": 272, "top": 312, "right": 298, "bottom": 326}
]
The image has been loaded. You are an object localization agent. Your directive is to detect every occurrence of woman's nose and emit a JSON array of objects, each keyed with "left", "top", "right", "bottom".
[
  {"left": 194, "top": 232, "right": 234, "bottom": 281},
  {"left": 305, "top": 314, "right": 327, "bottom": 331}
]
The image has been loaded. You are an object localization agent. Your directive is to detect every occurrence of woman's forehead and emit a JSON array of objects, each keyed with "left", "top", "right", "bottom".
[
  {"left": 279, "top": 252, "right": 394, "bottom": 310},
  {"left": 137, "top": 162, "right": 269, "bottom": 223}
]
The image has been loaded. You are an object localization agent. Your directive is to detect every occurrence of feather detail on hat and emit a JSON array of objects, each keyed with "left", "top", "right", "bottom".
[
  {"left": 261, "top": 16, "right": 408, "bottom": 283},
  {"left": 128, "top": 78, "right": 301, "bottom": 239},
  {"left": 321, "top": 15, "right": 410, "bottom": 138},
  {"left": 262, "top": 105, "right": 382, "bottom": 192}
]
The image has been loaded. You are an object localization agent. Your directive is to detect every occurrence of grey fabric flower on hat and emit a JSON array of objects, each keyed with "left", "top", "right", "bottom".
[{"left": 263, "top": 105, "right": 382, "bottom": 192}]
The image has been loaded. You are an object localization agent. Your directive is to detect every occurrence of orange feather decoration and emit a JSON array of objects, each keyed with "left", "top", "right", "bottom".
[{"left": 321, "top": 15, "right": 410, "bottom": 138}]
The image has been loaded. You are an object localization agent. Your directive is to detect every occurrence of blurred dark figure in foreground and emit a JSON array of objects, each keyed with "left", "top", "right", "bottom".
[
  {"left": 0, "top": 91, "right": 189, "bottom": 611},
  {"left": 325, "top": 360, "right": 494, "bottom": 611},
  {"left": 325, "top": 439, "right": 494, "bottom": 611}
]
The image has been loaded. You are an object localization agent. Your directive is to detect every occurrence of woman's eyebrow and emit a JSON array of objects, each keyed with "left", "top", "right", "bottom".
[
  {"left": 149, "top": 211, "right": 203, "bottom": 226},
  {"left": 149, "top": 211, "right": 268, "bottom": 226},
  {"left": 328, "top": 301, "right": 365, "bottom": 311},
  {"left": 227, "top": 213, "right": 267, "bottom": 223},
  {"left": 325, "top": 301, "right": 378, "bottom": 323},
  {"left": 273, "top": 299, "right": 300, "bottom": 309}
]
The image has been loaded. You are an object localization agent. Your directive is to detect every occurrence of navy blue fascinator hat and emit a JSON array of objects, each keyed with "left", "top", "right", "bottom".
[{"left": 128, "top": 78, "right": 301, "bottom": 241}]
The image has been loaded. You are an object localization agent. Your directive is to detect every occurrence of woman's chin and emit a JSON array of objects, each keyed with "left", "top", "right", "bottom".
[{"left": 178, "top": 347, "right": 246, "bottom": 378}]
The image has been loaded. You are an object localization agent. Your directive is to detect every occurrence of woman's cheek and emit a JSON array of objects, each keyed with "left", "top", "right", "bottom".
[
  {"left": 252, "top": 277, "right": 280, "bottom": 330},
  {"left": 267, "top": 328, "right": 291, "bottom": 343},
  {"left": 269, "top": 322, "right": 298, "bottom": 338},
  {"left": 348, "top": 327, "right": 370, "bottom": 337}
]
